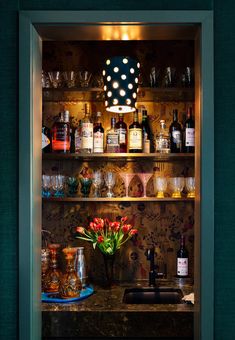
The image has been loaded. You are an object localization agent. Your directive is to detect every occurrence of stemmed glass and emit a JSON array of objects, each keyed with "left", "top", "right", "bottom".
[
  {"left": 62, "top": 71, "right": 77, "bottom": 88},
  {"left": 42, "top": 175, "right": 51, "bottom": 198},
  {"left": 51, "top": 175, "right": 65, "bottom": 197},
  {"left": 67, "top": 177, "right": 79, "bottom": 197},
  {"left": 185, "top": 177, "right": 195, "bottom": 198},
  {"left": 48, "top": 71, "right": 62, "bottom": 88},
  {"left": 137, "top": 173, "right": 153, "bottom": 197},
  {"left": 169, "top": 177, "right": 185, "bottom": 198},
  {"left": 104, "top": 171, "right": 116, "bottom": 197},
  {"left": 93, "top": 170, "right": 103, "bottom": 197},
  {"left": 154, "top": 177, "right": 168, "bottom": 198},
  {"left": 78, "top": 71, "right": 92, "bottom": 88},
  {"left": 119, "top": 173, "right": 135, "bottom": 197}
]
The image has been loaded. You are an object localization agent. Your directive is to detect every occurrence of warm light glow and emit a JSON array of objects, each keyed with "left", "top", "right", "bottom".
[
  {"left": 113, "top": 98, "right": 118, "bottom": 104},
  {"left": 105, "top": 101, "right": 108, "bottom": 106},
  {"left": 122, "top": 58, "right": 128, "bottom": 64},
  {"left": 114, "top": 67, "right": 119, "bottom": 73},
  {"left": 130, "top": 68, "right": 135, "bottom": 74},
  {"left": 106, "top": 105, "right": 136, "bottom": 113},
  {"left": 137, "top": 62, "right": 140, "bottom": 68},
  {"left": 104, "top": 85, "right": 107, "bottom": 91},
  {"left": 106, "top": 59, "right": 111, "bottom": 65},
  {"left": 135, "top": 77, "right": 138, "bottom": 83},
  {"left": 112, "top": 82, "right": 119, "bottom": 89},
  {"left": 122, "top": 33, "right": 129, "bottom": 40},
  {"left": 107, "top": 91, "right": 112, "bottom": 97},
  {"left": 128, "top": 83, "right": 133, "bottom": 89},
  {"left": 132, "top": 92, "right": 137, "bottom": 98},
  {"left": 126, "top": 99, "right": 131, "bottom": 105},
  {"left": 107, "top": 76, "right": 111, "bottom": 82},
  {"left": 121, "top": 74, "right": 127, "bottom": 80},
  {"left": 102, "top": 70, "right": 106, "bottom": 76},
  {"left": 120, "top": 89, "right": 126, "bottom": 96}
]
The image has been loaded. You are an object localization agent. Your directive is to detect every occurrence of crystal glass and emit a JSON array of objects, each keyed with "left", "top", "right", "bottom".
[
  {"left": 162, "top": 66, "right": 176, "bottom": 87},
  {"left": 42, "top": 175, "right": 51, "bottom": 198},
  {"left": 181, "top": 67, "right": 194, "bottom": 87},
  {"left": 80, "top": 177, "right": 92, "bottom": 197},
  {"left": 59, "top": 247, "right": 82, "bottom": 299},
  {"left": 137, "top": 173, "right": 153, "bottom": 197},
  {"left": 93, "top": 73, "right": 104, "bottom": 88},
  {"left": 51, "top": 175, "right": 65, "bottom": 197},
  {"left": 185, "top": 177, "right": 195, "bottom": 198},
  {"left": 67, "top": 177, "right": 79, "bottom": 197},
  {"left": 169, "top": 177, "right": 185, "bottom": 198},
  {"left": 62, "top": 71, "right": 77, "bottom": 88},
  {"left": 42, "top": 70, "right": 50, "bottom": 88},
  {"left": 119, "top": 173, "right": 135, "bottom": 197},
  {"left": 93, "top": 170, "right": 103, "bottom": 197},
  {"left": 154, "top": 176, "right": 168, "bottom": 198},
  {"left": 150, "top": 67, "right": 160, "bottom": 87},
  {"left": 104, "top": 171, "right": 116, "bottom": 197},
  {"left": 48, "top": 71, "right": 62, "bottom": 88},
  {"left": 78, "top": 71, "right": 92, "bottom": 88},
  {"left": 44, "top": 243, "right": 61, "bottom": 293}
]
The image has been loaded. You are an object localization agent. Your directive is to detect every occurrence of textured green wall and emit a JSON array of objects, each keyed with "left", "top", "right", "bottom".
[{"left": 1, "top": 0, "right": 235, "bottom": 339}]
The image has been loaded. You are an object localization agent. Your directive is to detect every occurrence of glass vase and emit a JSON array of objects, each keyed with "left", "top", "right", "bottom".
[
  {"left": 44, "top": 244, "right": 61, "bottom": 293},
  {"left": 102, "top": 253, "right": 116, "bottom": 288}
]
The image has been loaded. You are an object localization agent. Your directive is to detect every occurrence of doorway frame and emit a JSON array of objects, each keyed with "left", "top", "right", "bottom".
[{"left": 19, "top": 10, "right": 214, "bottom": 340}]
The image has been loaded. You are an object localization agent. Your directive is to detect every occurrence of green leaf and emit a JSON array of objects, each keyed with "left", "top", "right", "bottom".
[{"left": 93, "top": 242, "right": 97, "bottom": 249}]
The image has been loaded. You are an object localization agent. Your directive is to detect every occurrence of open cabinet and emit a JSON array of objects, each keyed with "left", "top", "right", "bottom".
[{"left": 19, "top": 11, "right": 214, "bottom": 340}]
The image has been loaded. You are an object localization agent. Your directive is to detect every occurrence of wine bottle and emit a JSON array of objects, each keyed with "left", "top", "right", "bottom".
[
  {"left": 106, "top": 117, "right": 119, "bottom": 153},
  {"left": 141, "top": 109, "right": 154, "bottom": 153},
  {"left": 184, "top": 107, "right": 195, "bottom": 153},
  {"left": 169, "top": 109, "right": 182, "bottom": 153},
  {"left": 42, "top": 121, "right": 51, "bottom": 153},
  {"left": 129, "top": 110, "right": 142, "bottom": 153},
  {"left": 93, "top": 112, "right": 104, "bottom": 153},
  {"left": 51, "top": 111, "right": 70, "bottom": 153},
  {"left": 176, "top": 235, "right": 189, "bottom": 277},
  {"left": 81, "top": 103, "right": 93, "bottom": 154},
  {"left": 115, "top": 113, "right": 127, "bottom": 153}
]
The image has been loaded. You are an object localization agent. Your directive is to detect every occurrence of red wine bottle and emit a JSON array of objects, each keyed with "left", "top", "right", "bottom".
[
  {"left": 169, "top": 109, "right": 182, "bottom": 153},
  {"left": 184, "top": 107, "right": 195, "bottom": 153},
  {"left": 176, "top": 235, "right": 189, "bottom": 277}
]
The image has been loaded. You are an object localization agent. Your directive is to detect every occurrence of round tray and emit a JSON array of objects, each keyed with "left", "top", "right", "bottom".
[{"left": 42, "top": 285, "right": 94, "bottom": 303}]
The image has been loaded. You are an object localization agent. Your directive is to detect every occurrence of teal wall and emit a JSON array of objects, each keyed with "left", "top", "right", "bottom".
[{"left": 1, "top": 0, "right": 235, "bottom": 339}]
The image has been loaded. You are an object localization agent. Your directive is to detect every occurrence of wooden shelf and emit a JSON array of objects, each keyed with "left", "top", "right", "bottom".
[
  {"left": 43, "top": 197, "right": 194, "bottom": 203},
  {"left": 42, "top": 152, "right": 194, "bottom": 162}
]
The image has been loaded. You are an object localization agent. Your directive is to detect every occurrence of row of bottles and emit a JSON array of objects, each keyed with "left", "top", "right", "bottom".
[{"left": 42, "top": 105, "right": 195, "bottom": 154}]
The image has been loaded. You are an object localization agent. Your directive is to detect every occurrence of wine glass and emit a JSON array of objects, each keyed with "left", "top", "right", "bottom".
[
  {"left": 51, "top": 175, "right": 65, "bottom": 197},
  {"left": 93, "top": 170, "right": 103, "bottom": 197},
  {"left": 169, "top": 177, "right": 185, "bottom": 198},
  {"left": 42, "top": 175, "right": 51, "bottom": 198},
  {"left": 119, "top": 173, "right": 135, "bottom": 197},
  {"left": 78, "top": 71, "right": 92, "bottom": 88},
  {"left": 137, "top": 173, "right": 153, "bottom": 197},
  {"left": 185, "top": 177, "right": 195, "bottom": 198},
  {"left": 48, "top": 71, "right": 62, "bottom": 88},
  {"left": 154, "top": 176, "right": 167, "bottom": 198},
  {"left": 62, "top": 71, "right": 77, "bottom": 88},
  {"left": 67, "top": 176, "right": 79, "bottom": 197},
  {"left": 104, "top": 171, "right": 116, "bottom": 197}
]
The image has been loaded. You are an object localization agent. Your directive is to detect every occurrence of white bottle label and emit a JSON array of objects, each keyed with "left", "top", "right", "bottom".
[
  {"left": 42, "top": 133, "right": 50, "bottom": 149},
  {"left": 75, "top": 130, "right": 82, "bottom": 152},
  {"left": 177, "top": 258, "right": 188, "bottom": 276},
  {"left": 118, "top": 128, "right": 127, "bottom": 144},
  {"left": 81, "top": 123, "right": 93, "bottom": 149},
  {"left": 172, "top": 130, "right": 181, "bottom": 144},
  {"left": 129, "top": 128, "right": 142, "bottom": 150},
  {"left": 185, "top": 128, "right": 195, "bottom": 147},
  {"left": 93, "top": 131, "right": 104, "bottom": 153}
]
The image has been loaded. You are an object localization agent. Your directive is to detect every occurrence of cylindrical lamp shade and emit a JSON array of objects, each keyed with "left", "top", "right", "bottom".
[{"left": 103, "top": 56, "right": 140, "bottom": 114}]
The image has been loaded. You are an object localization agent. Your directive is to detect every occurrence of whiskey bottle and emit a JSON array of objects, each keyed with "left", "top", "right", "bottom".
[
  {"left": 106, "top": 117, "right": 119, "bottom": 153},
  {"left": 155, "top": 120, "right": 170, "bottom": 153},
  {"left": 141, "top": 109, "right": 154, "bottom": 153},
  {"left": 115, "top": 113, "right": 127, "bottom": 153},
  {"left": 129, "top": 110, "right": 142, "bottom": 153},
  {"left": 81, "top": 104, "right": 93, "bottom": 153},
  {"left": 51, "top": 111, "right": 70, "bottom": 153},
  {"left": 169, "top": 109, "right": 182, "bottom": 153},
  {"left": 93, "top": 112, "right": 104, "bottom": 153},
  {"left": 176, "top": 235, "right": 189, "bottom": 277},
  {"left": 184, "top": 107, "right": 195, "bottom": 153}
]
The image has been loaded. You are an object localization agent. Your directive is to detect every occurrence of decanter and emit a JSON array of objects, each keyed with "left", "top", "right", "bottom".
[{"left": 44, "top": 244, "right": 61, "bottom": 293}]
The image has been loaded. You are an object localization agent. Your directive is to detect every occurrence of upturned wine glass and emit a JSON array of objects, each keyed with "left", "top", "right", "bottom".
[
  {"left": 51, "top": 175, "right": 65, "bottom": 197},
  {"left": 48, "top": 71, "right": 62, "bottom": 88},
  {"left": 154, "top": 176, "right": 168, "bottom": 198},
  {"left": 185, "top": 177, "right": 195, "bottom": 198},
  {"left": 104, "top": 171, "right": 116, "bottom": 197},
  {"left": 137, "top": 173, "right": 153, "bottom": 197},
  {"left": 169, "top": 177, "right": 185, "bottom": 198},
  {"left": 119, "top": 173, "right": 135, "bottom": 197},
  {"left": 62, "top": 71, "right": 77, "bottom": 88},
  {"left": 78, "top": 71, "right": 92, "bottom": 88},
  {"left": 93, "top": 170, "right": 103, "bottom": 197},
  {"left": 42, "top": 175, "right": 51, "bottom": 198}
]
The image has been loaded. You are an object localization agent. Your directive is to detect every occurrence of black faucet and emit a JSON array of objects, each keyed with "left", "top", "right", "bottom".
[{"left": 146, "top": 248, "right": 157, "bottom": 286}]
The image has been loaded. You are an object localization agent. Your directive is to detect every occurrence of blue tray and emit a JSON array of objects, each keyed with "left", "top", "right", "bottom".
[{"left": 42, "top": 285, "right": 94, "bottom": 303}]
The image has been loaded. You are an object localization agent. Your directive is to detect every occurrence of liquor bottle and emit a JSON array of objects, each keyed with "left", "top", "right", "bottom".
[
  {"left": 169, "top": 109, "right": 182, "bottom": 153},
  {"left": 51, "top": 111, "right": 70, "bottom": 153},
  {"left": 93, "top": 112, "right": 104, "bottom": 153},
  {"left": 42, "top": 121, "right": 51, "bottom": 153},
  {"left": 70, "top": 126, "right": 75, "bottom": 153},
  {"left": 106, "top": 117, "right": 119, "bottom": 153},
  {"left": 141, "top": 109, "right": 154, "bottom": 153},
  {"left": 115, "top": 113, "right": 127, "bottom": 153},
  {"left": 184, "top": 107, "right": 195, "bottom": 153},
  {"left": 129, "top": 110, "right": 142, "bottom": 153},
  {"left": 81, "top": 103, "right": 93, "bottom": 153},
  {"left": 155, "top": 120, "right": 170, "bottom": 153},
  {"left": 176, "top": 235, "right": 189, "bottom": 277},
  {"left": 75, "top": 120, "right": 82, "bottom": 153}
]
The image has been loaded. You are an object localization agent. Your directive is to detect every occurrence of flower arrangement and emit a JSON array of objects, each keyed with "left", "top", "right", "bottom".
[{"left": 76, "top": 216, "right": 138, "bottom": 256}]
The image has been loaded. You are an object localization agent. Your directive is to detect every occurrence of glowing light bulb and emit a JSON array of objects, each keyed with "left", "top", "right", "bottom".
[
  {"left": 128, "top": 83, "right": 133, "bottom": 89},
  {"left": 107, "top": 76, "right": 111, "bottom": 82},
  {"left": 122, "top": 58, "right": 128, "bottom": 64},
  {"left": 107, "top": 91, "right": 112, "bottom": 97},
  {"left": 106, "top": 59, "right": 111, "bottom": 65},
  {"left": 112, "top": 82, "right": 119, "bottom": 89},
  {"left": 130, "top": 68, "right": 135, "bottom": 74},
  {"left": 114, "top": 67, "right": 119, "bottom": 73},
  {"left": 120, "top": 89, "right": 126, "bottom": 96}
]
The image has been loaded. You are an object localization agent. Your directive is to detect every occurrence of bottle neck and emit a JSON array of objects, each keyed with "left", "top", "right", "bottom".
[
  {"left": 118, "top": 114, "right": 124, "bottom": 122},
  {"left": 187, "top": 107, "right": 193, "bottom": 119},
  {"left": 180, "top": 235, "right": 185, "bottom": 248},
  {"left": 111, "top": 118, "right": 116, "bottom": 129},
  {"left": 173, "top": 110, "right": 178, "bottom": 122},
  {"left": 133, "top": 112, "right": 139, "bottom": 123}
]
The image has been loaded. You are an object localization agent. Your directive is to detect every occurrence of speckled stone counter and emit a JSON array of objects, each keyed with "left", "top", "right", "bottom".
[{"left": 42, "top": 279, "right": 194, "bottom": 339}]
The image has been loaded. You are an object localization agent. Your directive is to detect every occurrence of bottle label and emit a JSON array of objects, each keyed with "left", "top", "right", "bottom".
[
  {"left": 144, "top": 139, "right": 150, "bottom": 153},
  {"left": 106, "top": 133, "right": 119, "bottom": 146},
  {"left": 118, "top": 128, "right": 127, "bottom": 144},
  {"left": 185, "top": 128, "right": 195, "bottom": 147},
  {"left": 177, "top": 258, "right": 188, "bottom": 276},
  {"left": 42, "top": 133, "right": 50, "bottom": 149},
  {"left": 93, "top": 131, "right": 104, "bottom": 153},
  {"left": 81, "top": 123, "right": 93, "bottom": 149},
  {"left": 172, "top": 130, "right": 181, "bottom": 144},
  {"left": 52, "top": 125, "right": 70, "bottom": 151},
  {"left": 129, "top": 128, "right": 142, "bottom": 150},
  {"left": 75, "top": 130, "right": 82, "bottom": 152}
]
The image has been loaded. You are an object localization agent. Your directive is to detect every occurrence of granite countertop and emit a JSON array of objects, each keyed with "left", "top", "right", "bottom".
[{"left": 42, "top": 279, "right": 194, "bottom": 338}]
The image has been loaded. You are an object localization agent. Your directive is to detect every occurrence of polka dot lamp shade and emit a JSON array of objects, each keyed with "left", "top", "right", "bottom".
[{"left": 103, "top": 56, "right": 140, "bottom": 113}]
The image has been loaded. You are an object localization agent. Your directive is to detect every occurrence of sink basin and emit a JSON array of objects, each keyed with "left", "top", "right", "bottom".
[{"left": 123, "top": 287, "right": 183, "bottom": 304}]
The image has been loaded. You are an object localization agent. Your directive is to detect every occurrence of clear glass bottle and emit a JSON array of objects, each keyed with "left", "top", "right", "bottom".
[
  {"left": 93, "top": 112, "right": 104, "bottom": 153},
  {"left": 155, "top": 120, "right": 170, "bottom": 153},
  {"left": 51, "top": 111, "right": 70, "bottom": 153},
  {"left": 129, "top": 110, "right": 142, "bottom": 153},
  {"left": 115, "top": 113, "right": 127, "bottom": 153},
  {"left": 81, "top": 103, "right": 93, "bottom": 153},
  {"left": 74, "top": 119, "right": 82, "bottom": 153},
  {"left": 75, "top": 247, "right": 87, "bottom": 288},
  {"left": 106, "top": 117, "right": 119, "bottom": 153}
]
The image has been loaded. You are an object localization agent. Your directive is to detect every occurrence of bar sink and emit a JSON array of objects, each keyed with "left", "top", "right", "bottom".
[{"left": 123, "top": 287, "right": 183, "bottom": 304}]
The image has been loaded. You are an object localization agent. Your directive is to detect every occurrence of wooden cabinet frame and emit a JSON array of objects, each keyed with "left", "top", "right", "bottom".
[{"left": 19, "top": 10, "right": 214, "bottom": 340}]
